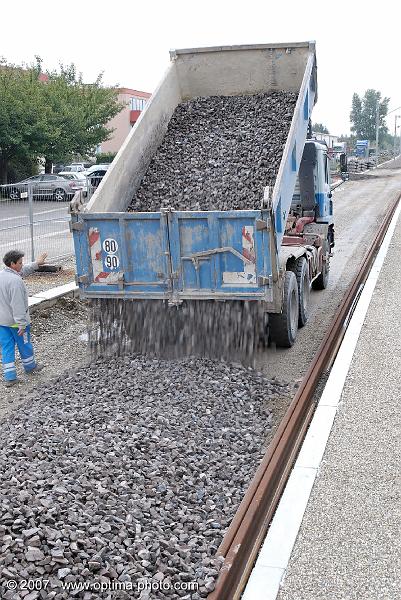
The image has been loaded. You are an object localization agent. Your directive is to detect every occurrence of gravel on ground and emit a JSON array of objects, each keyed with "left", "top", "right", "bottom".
[
  {"left": 0, "top": 353, "right": 290, "bottom": 599},
  {"left": 0, "top": 297, "right": 88, "bottom": 420},
  {"left": 24, "top": 257, "right": 76, "bottom": 297}
]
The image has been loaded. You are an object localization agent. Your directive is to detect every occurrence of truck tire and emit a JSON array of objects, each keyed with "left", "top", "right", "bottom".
[
  {"left": 269, "top": 271, "right": 299, "bottom": 348},
  {"left": 312, "top": 256, "right": 330, "bottom": 290},
  {"left": 291, "top": 257, "right": 310, "bottom": 327}
]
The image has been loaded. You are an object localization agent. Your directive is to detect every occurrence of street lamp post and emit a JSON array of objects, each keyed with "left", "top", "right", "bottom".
[
  {"left": 394, "top": 115, "right": 400, "bottom": 161},
  {"left": 400, "top": 118, "right": 401, "bottom": 156}
]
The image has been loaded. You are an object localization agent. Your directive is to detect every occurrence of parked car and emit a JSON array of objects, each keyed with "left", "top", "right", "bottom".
[
  {"left": 83, "top": 165, "right": 110, "bottom": 192},
  {"left": 54, "top": 162, "right": 93, "bottom": 174},
  {"left": 1, "top": 174, "right": 85, "bottom": 201},
  {"left": 58, "top": 172, "right": 88, "bottom": 197},
  {"left": 61, "top": 164, "right": 86, "bottom": 173}
]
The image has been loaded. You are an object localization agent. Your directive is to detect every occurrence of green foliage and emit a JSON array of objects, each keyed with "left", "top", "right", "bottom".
[
  {"left": 350, "top": 94, "right": 363, "bottom": 138},
  {"left": 313, "top": 122, "right": 329, "bottom": 134},
  {"left": 39, "top": 61, "right": 123, "bottom": 170},
  {"left": 7, "top": 156, "right": 40, "bottom": 182},
  {"left": 0, "top": 58, "right": 47, "bottom": 182},
  {"left": 0, "top": 57, "right": 124, "bottom": 182},
  {"left": 350, "top": 89, "right": 389, "bottom": 142},
  {"left": 95, "top": 152, "right": 117, "bottom": 164},
  {"left": 380, "top": 131, "right": 395, "bottom": 151}
]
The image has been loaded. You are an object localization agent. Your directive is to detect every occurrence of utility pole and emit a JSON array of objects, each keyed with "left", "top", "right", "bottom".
[
  {"left": 400, "top": 119, "right": 401, "bottom": 156},
  {"left": 383, "top": 105, "right": 401, "bottom": 165},
  {"left": 375, "top": 101, "right": 380, "bottom": 166}
]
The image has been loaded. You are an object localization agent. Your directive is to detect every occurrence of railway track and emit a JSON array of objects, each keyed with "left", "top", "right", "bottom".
[{"left": 210, "top": 192, "right": 401, "bottom": 600}]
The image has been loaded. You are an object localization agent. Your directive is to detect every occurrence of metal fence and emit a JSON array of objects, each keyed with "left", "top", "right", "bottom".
[
  {"left": 0, "top": 174, "right": 103, "bottom": 263},
  {"left": 0, "top": 181, "right": 75, "bottom": 262}
]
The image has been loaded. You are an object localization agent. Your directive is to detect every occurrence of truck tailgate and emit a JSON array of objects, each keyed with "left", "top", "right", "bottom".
[{"left": 72, "top": 210, "right": 274, "bottom": 302}]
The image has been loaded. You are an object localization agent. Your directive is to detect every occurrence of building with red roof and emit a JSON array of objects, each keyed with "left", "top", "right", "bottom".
[{"left": 98, "top": 87, "right": 151, "bottom": 154}]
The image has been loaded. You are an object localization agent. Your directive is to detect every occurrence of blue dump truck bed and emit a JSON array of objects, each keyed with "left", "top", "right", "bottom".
[
  {"left": 71, "top": 42, "right": 318, "bottom": 312},
  {"left": 73, "top": 209, "right": 273, "bottom": 302}
]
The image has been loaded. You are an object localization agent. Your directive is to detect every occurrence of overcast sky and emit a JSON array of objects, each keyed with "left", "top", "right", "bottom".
[{"left": 2, "top": 0, "right": 401, "bottom": 135}]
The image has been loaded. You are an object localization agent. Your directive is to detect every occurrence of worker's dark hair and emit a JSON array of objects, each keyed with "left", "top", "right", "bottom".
[{"left": 3, "top": 250, "right": 25, "bottom": 267}]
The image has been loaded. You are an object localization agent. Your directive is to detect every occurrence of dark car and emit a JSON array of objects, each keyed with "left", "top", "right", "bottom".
[{"left": 2, "top": 174, "right": 85, "bottom": 201}]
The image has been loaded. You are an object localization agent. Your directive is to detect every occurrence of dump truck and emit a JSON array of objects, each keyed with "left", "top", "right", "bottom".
[
  {"left": 356, "top": 139, "right": 369, "bottom": 159},
  {"left": 71, "top": 42, "right": 334, "bottom": 348}
]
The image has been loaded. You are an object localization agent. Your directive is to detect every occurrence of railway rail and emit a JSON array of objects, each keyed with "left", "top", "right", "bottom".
[{"left": 210, "top": 192, "right": 401, "bottom": 600}]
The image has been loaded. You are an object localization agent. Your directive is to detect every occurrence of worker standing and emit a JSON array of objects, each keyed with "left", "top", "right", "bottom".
[{"left": 0, "top": 250, "right": 48, "bottom": 387}]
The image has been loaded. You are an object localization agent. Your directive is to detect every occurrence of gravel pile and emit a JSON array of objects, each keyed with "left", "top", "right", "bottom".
[
  {"left": 0, "top": 354, "right": 289, "bottom": 599},
  {"left": 128, "top": 92, "right": 297, "bottom": 212}
]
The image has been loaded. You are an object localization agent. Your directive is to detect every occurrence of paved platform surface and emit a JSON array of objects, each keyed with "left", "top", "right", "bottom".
[{"left": 275, "top": 210, "right": 401, "bottom": 598}]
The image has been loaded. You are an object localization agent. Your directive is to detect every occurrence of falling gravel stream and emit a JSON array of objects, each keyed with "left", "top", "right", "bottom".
[{"left": 90, "top": 299, "right": 268, "bottom": 367}]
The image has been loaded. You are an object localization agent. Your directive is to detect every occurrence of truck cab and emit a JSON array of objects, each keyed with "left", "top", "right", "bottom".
[
  {"left": 291, "top": 141, "right": 332, "bottom": 222},
  {"left": 268, "top": 139, "right": 334, "bottom": 346}
]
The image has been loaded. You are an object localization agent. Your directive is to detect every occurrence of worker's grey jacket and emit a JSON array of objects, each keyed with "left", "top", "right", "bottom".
[{"left": 0, "top": 263, "right": 38, "bottom": 327}]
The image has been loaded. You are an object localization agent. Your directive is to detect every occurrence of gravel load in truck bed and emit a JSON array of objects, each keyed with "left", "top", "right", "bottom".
[
  {"left": 0, "top": 354, "right": 290, "bottom": 599},
  {"left": 128, "top": 91, "right": 298, "bottom": 212}
]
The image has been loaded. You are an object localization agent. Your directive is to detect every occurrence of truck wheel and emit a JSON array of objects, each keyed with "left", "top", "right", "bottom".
[
  {"left": 269, "top": 271, "right": 299, "bottom": 348},
  {"left": 292, "top": 257, "right": 310, "bottom": 327},
  {"left": 312, "top": 256, "right": 330, "bottom": 290}
]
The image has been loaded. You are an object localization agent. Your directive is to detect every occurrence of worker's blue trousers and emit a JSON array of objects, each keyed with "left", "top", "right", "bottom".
[{"left": 0, "top": 325, "right": 37, "bottom": 382}]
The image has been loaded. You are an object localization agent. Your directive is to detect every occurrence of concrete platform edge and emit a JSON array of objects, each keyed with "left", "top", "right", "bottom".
[
  {"left": 28, "top": 282, "right": 79, "bottom": 313},
  {"left": 242, "top": 199, "right": 401, "bottom": 600}
]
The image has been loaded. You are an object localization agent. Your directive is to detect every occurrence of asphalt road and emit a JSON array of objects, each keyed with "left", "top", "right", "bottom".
[
  {"left": 0, "top": 199, "right": 73, "bottom": 261},
  {"left": 256, "top": 162, "right": 401, "bottom": 381}
]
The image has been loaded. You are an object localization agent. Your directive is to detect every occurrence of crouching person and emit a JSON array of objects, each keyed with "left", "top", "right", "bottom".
[{"left": 0, "top": 250, "right": 47, "bottom": 387}]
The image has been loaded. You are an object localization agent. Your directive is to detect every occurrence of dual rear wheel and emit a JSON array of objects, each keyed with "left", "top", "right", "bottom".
[{"left": 269, "top": 256, "right": 313, "bottom": 348}]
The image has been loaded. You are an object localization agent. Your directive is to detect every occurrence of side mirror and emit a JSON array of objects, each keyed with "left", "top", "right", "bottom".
[{"left": 328, "top": 192, "right": 332, "bottom": 199}]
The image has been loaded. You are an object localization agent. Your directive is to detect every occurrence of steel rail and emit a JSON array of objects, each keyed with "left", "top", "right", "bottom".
[{"left": 209, "top": 192, "right": 401, "bottom": 600}]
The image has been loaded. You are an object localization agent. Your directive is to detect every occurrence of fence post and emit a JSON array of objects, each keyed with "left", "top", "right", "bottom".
[
  {"left": 28, "top": 183, "right": 35, "bottom": 261},
  {"left": 87, "top": 175, "right": 91, "bottom": 202}
]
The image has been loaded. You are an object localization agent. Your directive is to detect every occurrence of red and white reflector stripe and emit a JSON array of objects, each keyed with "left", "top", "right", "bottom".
[
  {"left": 89, "top": 227, "right": 120, "bottom": 284},
  {"left": 222, "top": 225, "right": 257, "bottom": 285}
]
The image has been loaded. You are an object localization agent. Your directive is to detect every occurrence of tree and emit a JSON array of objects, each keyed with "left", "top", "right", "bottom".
[
  {"left": 350, "top": 89, "right": 389, "bottom": 142},
  {"left": 38, "top": 61, "right": 123, "bottom": 172},
  {"left": 95, "top": 152, "right": 117, "bottom": 164},
  {"left": 0, "top": 59, "right": 47, "bottom": 182},
  {"left": 313, "top": 122, "right": 329, "bottom": 134},
  {"left": 0, "top": 57, "right": 123, "bottom": 182}
]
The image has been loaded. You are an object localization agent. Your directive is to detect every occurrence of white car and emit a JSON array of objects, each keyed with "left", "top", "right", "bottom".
[
  {"left": 83, "top": 164, "right": 111, "bottom": 175},
  {"left": 82, "top": 165, "right": 110, "bottom": 193},
  {"left": 59, "top": 172, "right": 88, "bottom": 196},
  {"left": 62, "top": 164, "right": 86, "bottom": 173}
]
